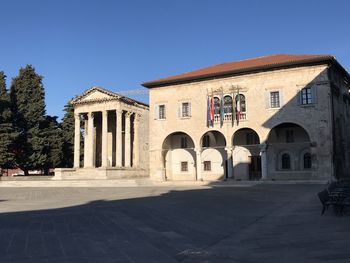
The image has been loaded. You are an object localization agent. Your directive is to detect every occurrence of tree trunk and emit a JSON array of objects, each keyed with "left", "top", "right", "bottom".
[{"left": 23, "top": 169, "right": 29, "bottom": 176}]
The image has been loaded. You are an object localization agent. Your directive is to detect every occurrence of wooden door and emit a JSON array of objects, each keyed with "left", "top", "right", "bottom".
[{"left": 249, "top": 156, "right": 262, "bottom": 180}]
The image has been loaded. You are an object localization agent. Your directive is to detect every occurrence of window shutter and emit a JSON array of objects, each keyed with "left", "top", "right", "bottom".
[
  {"left": 311, "top": 86, "right": 317, "bottom": 104},
  {"left": 279, "top": 91, "right": 284, "bottom": 107},
  {"left": 297, "top": 90, "right": 301, "bottom": 105},
  {"left": 188, "top": 102, "right": 191, "bottom": 117},
  {"left": 154, "top": 104, "right": 159, "bottom": 119},
  {"left": 177, "top": 103, "right": 181, "bottom": 117},
  {"left": 265, "top": 92, "right": 271, "bottom": 109}
]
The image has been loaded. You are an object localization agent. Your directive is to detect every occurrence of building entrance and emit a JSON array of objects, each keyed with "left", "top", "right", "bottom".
[{"left": 249, "top": 156, "right": 261, "bottom": 180}]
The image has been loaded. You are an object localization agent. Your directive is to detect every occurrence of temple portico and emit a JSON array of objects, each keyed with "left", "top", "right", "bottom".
[
  {"left": 73, "top": 109, "right": 140, "bottom": 169},
  {"left": 54, "top": 86, "right": 149, "bottom": 180}
]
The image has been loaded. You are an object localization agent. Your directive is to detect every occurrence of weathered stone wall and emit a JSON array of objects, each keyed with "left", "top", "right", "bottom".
[{"left": 149, "top": 64, "right": 335, "bottom": 180}]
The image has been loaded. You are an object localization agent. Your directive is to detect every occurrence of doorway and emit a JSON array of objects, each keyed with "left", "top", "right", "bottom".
[{"left": 249, "top": 156, "right": 261, "bottom": 180}]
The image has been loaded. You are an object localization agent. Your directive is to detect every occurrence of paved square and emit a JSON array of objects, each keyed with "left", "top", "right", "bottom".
[{"left": 0, "top": 184, "right": 349, "bottom": 263}]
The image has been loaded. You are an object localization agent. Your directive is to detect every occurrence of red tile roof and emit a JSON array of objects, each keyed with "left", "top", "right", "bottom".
[{"left": 142, "top": 54, "right": 337, "bottom": 88}]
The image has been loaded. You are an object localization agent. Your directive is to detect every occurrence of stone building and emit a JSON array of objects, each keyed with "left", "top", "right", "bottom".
[
  {"left": 54, "top": 87, "right": 149, "bottom": 179},
  {"left": 143, "top": 54, "right": 350, "bottom": 181}
]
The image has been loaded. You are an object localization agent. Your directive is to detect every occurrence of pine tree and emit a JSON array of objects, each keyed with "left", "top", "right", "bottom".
[
  {"left": 0, "top": 71, "right": 16, "bottom": 170},
  {"left": 42, "top": 115, "right": 63, "bottom": 174},
  {"left": 10, "top": 65, "right": 47, "bottom": 175},
  {"left": 61, "top": 100, "right": 75, "bottom": 167}
]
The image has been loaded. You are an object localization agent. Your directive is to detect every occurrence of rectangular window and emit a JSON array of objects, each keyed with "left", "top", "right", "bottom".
[
  {"left": 204, "top": 161, "right": 211, "bottom": 171},
  {"left": 158, "top": 105, "right": 166, "bottom": 119},
  {"left": 270, "top": 91, "right": 280, "bottom": 108},
  {"left": 182, "top": 102, "right": 190, "bottom": 117},
  {"left": 181, "top": 162, "right": 188, "bottom": 172},
  {"left": 301, "top": 88, "right": 312, "bottom": 105},
  {"left": 286, "top": 130, "right": 294, "bottom": 143},
  {"left": 181, "top": 137, "right": 187, "bottom": 148}
]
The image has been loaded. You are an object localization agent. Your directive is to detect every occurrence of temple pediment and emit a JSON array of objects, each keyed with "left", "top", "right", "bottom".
[{"left": 71, "top": 87, "right": 120, "bottom": 105}]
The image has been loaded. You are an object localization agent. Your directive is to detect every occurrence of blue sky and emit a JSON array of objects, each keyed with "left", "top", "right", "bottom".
[{"left": 1, "top": 0, "right": 349, "bottom": 120}]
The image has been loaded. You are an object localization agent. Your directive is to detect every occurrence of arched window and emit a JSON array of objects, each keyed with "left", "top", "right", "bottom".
[
  {"left": 303, "top": 153, "right": 311, "bottom": 169},
  {"left": 214, "top": 97, "right": 221, "bottom": 114},
  {"left": 224, "top": 95, "right": 233, "bottom": 113},
  {"left": 282, "top": 153, "right": 291, "bottom": 169},
  {"left": 235, "top": 94, "right": 246, "bottom": 112}
]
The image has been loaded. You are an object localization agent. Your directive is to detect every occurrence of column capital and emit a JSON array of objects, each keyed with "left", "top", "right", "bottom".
[
  {"left": 74, "top": 113, "right": 80, "bottom": 119},
  {"left": 125, "top": 111, "right": 133, "bottom": 118},
  {"left": 194, "top": 148, "right": 202, "bottom": 154},
  {"left": 225, "top": 146, "right": 233, "bottom": 152},
  {"left": 259, "top": 142, "right": 268, "bottom": 151},
  {"left": 134, "top": 113, "right": 141, "bottom": 122},
  {"left": 102, "top": 110, "right": 108, "bottom": 117},
  {"left": 87, "top": 112, "right": 94, "bottom": 118},
  {"left": 116, "top": 109, "right": 123, "bottom": 115}
]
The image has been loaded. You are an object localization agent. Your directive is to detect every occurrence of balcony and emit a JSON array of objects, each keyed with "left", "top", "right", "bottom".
[{"left": 214, "top": 112, "right": 247, "bottom": 123}]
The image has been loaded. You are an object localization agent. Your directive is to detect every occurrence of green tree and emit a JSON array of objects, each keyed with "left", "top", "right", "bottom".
[
  {"left": 42, "top": 115, "right": 63, "bottom": 174},
  {"left": 10, "top": 65, "right": 47, "bottom": 175},
  {"left": 61, "top": 100, "right": 75, "bottom": 167},
  {"left": 0, "top": 71, "right": 16, "bottom": 169}
]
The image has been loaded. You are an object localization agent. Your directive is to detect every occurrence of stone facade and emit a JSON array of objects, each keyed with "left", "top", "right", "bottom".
[
  {"left": 54, "top": 87, "right": 149, "bottom": 180},
  {"left": 144, "top": 57, "right": 350, "bottom": 181}
]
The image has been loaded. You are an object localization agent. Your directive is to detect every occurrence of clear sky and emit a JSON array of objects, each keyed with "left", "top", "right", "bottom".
[{"left": 1, "top": 0, "right": 349, "bottom": 120}]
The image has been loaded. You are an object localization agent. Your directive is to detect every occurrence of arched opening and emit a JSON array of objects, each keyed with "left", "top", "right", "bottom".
[
  {"left": 162, "top": 132, "right": 196, "bottom": 181},
  {"left": 267, "top": 123, "right": 312, "bottom": 179},
  {"left": 232, "top": 128, "right": 261, "bottom": 180},
  {"left": 200, "top": 131, "right": 226, "bottom": 180}
]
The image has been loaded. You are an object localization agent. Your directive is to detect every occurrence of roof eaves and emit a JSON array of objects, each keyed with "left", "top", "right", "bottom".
[{"left": 142, "top": 56, "right": 336, "bottom": 88}]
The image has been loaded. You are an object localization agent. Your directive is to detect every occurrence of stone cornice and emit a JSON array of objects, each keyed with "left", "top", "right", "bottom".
[{"left": 71, "top": 86, "right": 149, "bottom": 110}]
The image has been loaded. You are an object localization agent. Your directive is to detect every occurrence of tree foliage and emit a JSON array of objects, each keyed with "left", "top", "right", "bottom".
[
  {"left": 42, "top": 115, "right": 63, "bottom": 173},
  {"left": 0, "top": 71, "right": 16, "bottom": 169},
  {"left": 61, "top": 100, "right": 74, "bottom": 167},
  {"left": 10, "top": 65, "right": 47, "bottom": 175}
]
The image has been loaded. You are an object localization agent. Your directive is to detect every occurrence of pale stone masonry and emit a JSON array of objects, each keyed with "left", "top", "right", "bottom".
[
  {"left": 143, "top": 54, "right": 350, "bottom": 181},
  {"left": 54, "top": 87, "right": 149, "bottom": 179}
]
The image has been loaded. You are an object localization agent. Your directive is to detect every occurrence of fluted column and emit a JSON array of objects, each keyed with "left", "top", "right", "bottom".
[
  {"left": 116, "top": 109, "right": 122, "bottom": 167},
  {"left": 195, "top": 148, "right": 202, "bottom": 181},
  {"left": 83, "top": 114, "right": 89, "bottom": 167},
  {"left": 86, "top": 112, "right": 95, "bottom": 168},
  {"left": 133, "top": 113, "right": 140, "bottom": 167},
  {"left": 101, "top": 110, "right": 108, "bottom": 167},
  {"left": 125, "top": 112, "right": 132, "bottom": 167},
  {"left": 73, "top": 113, "right": 80, "bottom": 168}
]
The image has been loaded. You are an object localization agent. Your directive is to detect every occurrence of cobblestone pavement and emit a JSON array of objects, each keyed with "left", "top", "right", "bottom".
[{"left": 0, "top": 185, "right": 349, "bottom": 263}]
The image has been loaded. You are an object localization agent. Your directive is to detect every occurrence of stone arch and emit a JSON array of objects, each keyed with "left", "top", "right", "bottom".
[
  {"left": 266, "top": 122, "right": 312, "bottom": 180},
  {"left": 232, "top": 128, "right": 261, "bottom": 180},
  {"left": 200, "top": 130, "right": 226, "bottom": 148},
  {"left": 162, "top": 132, "right": 196, "bottom": 181}
]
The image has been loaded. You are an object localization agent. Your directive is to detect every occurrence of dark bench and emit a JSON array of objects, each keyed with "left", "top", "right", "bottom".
[{"left": 318, "top": 182, "right": 350, "bottom": 215}]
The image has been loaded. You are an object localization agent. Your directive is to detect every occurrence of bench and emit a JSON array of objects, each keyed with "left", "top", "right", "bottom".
[{"left": 318, "top": 182, "right": 350, "bottom": 215}]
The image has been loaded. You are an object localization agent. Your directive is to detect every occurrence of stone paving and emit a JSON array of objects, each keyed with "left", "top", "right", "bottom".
[{"left": 0, "top": 184, "right": 349, "bottom": 263}]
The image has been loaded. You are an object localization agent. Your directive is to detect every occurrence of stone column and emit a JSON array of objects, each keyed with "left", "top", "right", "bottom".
[
  {"left": 73, "top": 113, "right": 80, "bottom": 168},
  {"left": 195, "top": 148, "right": 202, "bottom": 181},
  {"left": 101, "top": 110, "right": 108, "bottom": 168},
  {"left": 133, "top": 113, "right": 140, "bottom": 167},
  {"left": 124, "top": 112, "right": 132, "bottom": 167},
  {"left": 116, "top": 109, "right": 122, "bottom": 167},
  {"left": 83, "top": 114, "right": 89, "bottom": 168},
  {"left": 260, "top": 142, "right": 268, "bottom": 180},
  {"left": 225, "top": 147, "right": 233, "bottom": 179},
  {"left": 86, "top": 112, "right": 95, "bottom": 168}
]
